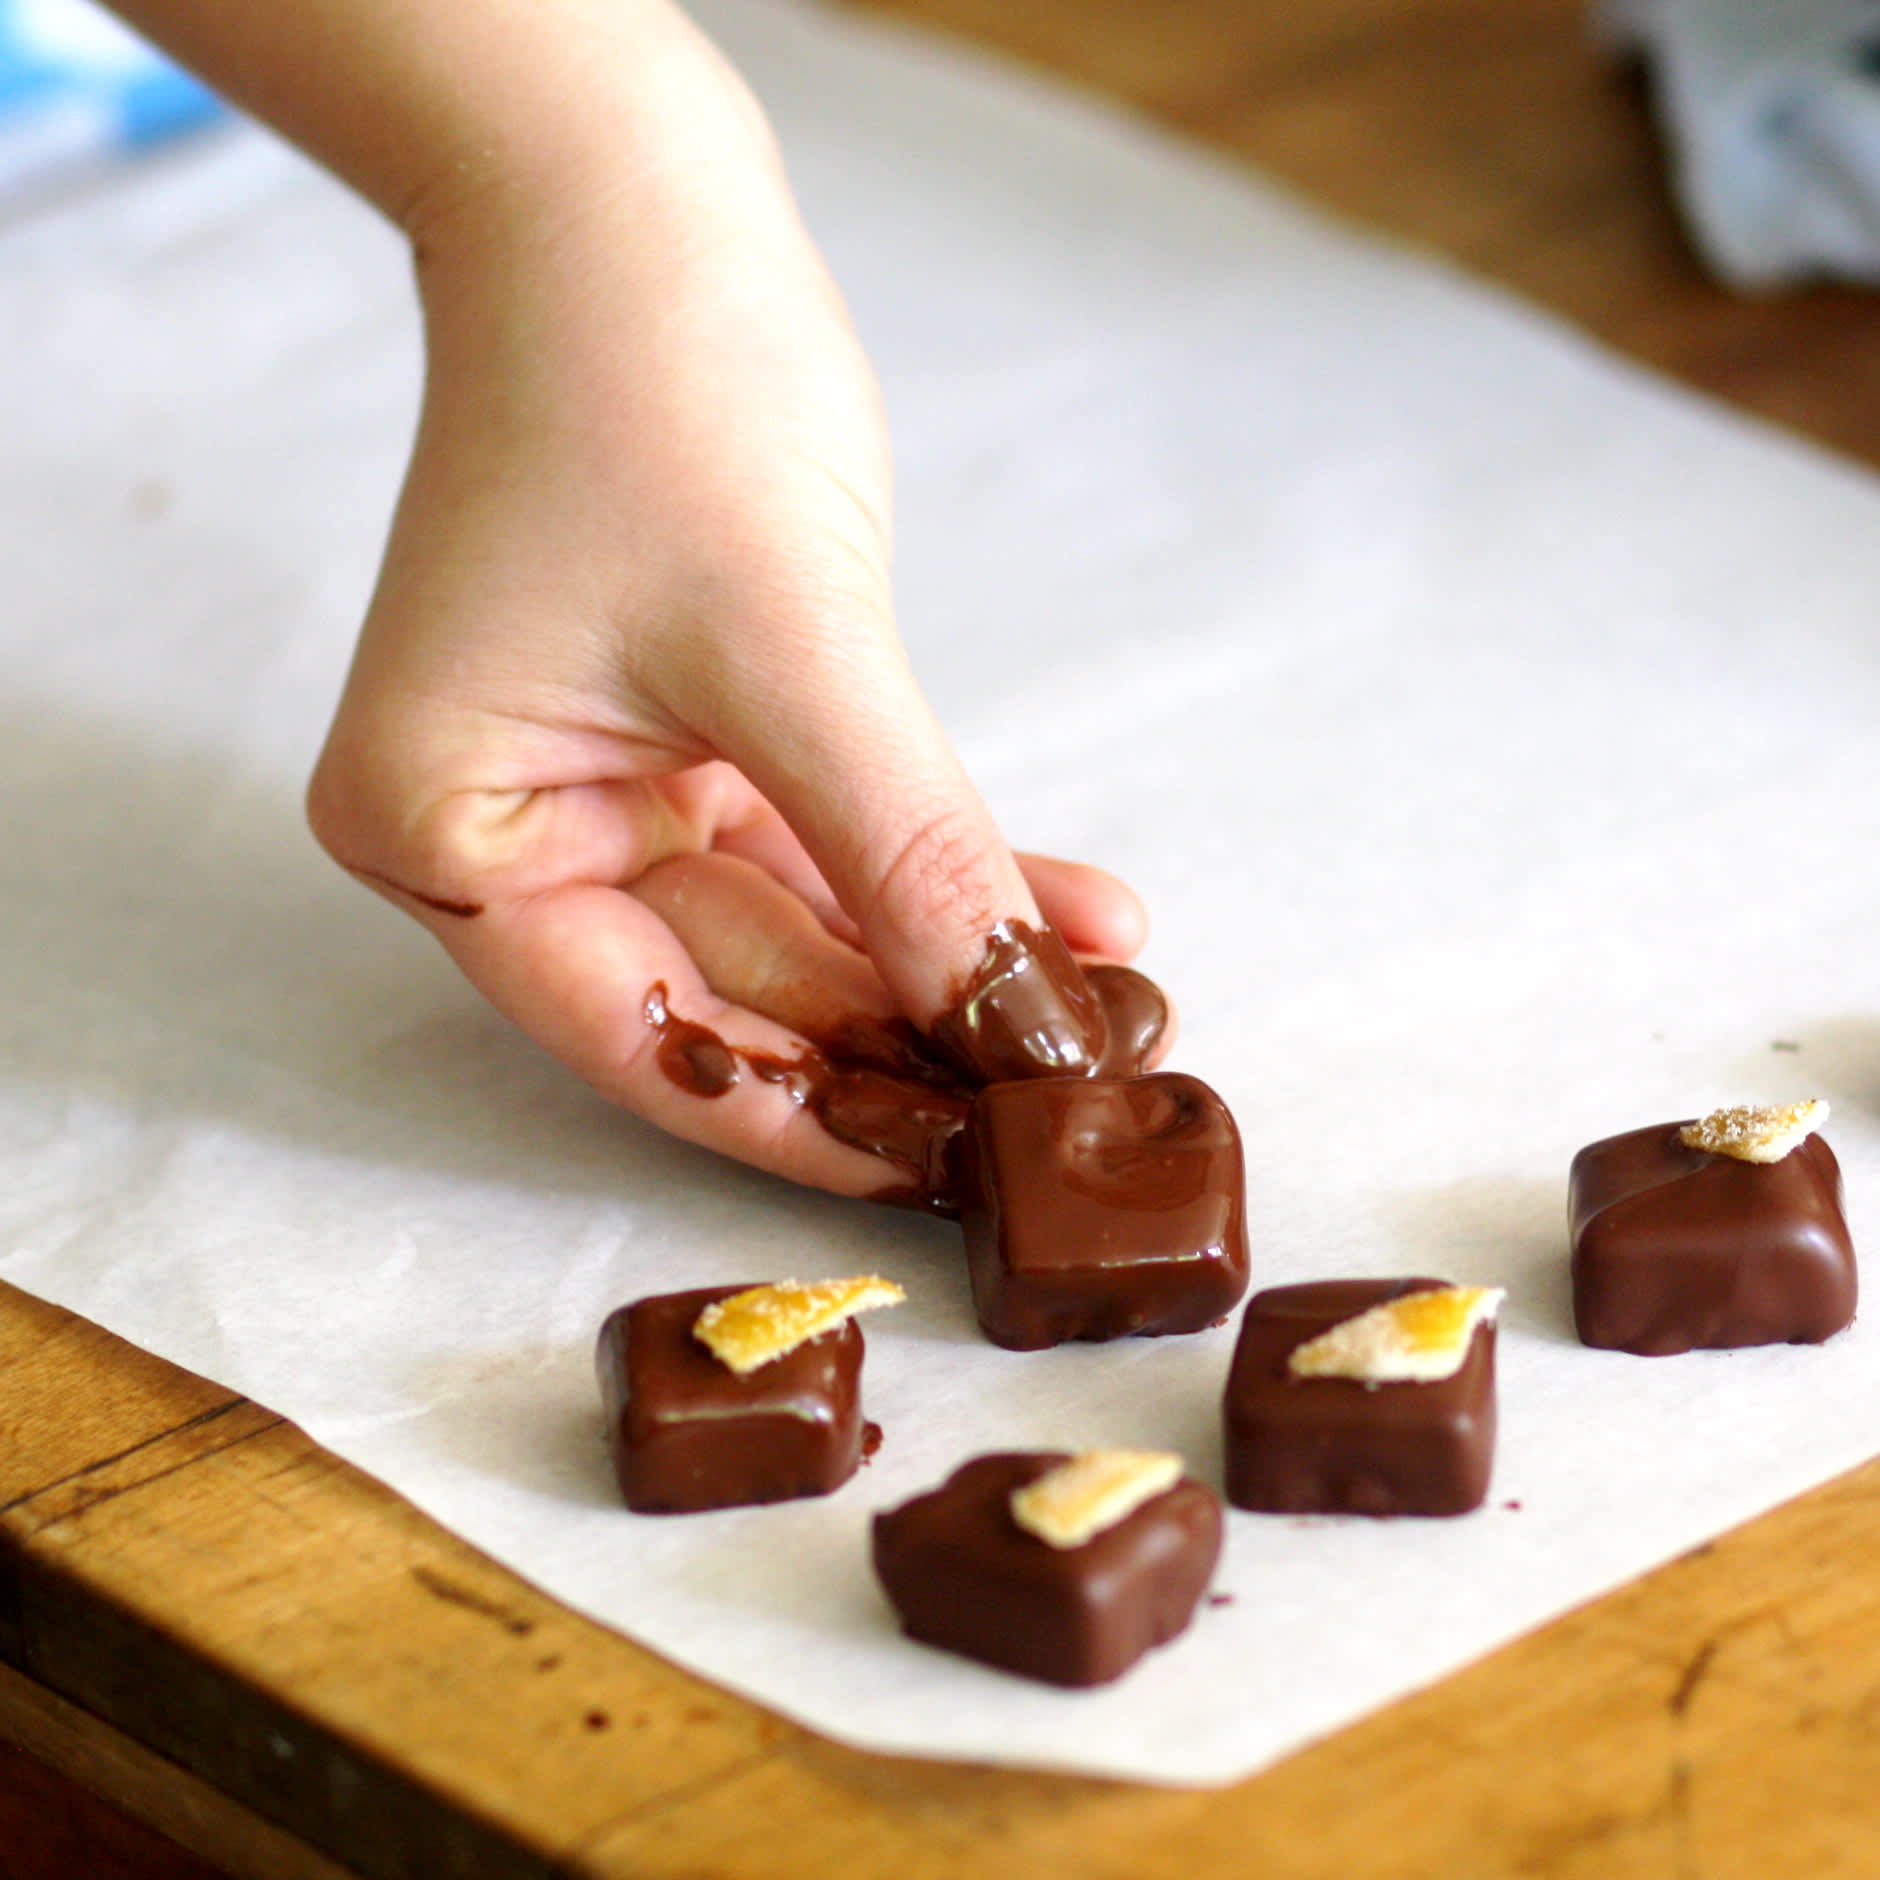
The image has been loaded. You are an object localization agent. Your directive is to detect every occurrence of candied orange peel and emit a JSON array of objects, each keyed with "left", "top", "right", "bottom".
[
  {"left": 1009, "top": 1449, "right": 1184, "bottom": 1550},
  {"left": 1287, "top": 1285, "right": 1504, "bottom": 1385},
  {"left": 1680, "top": 1100, "right": 1828, "bottom": 1165},
  {"left": 693, "top": 1276, "right": 905, "bottom": 1376}
]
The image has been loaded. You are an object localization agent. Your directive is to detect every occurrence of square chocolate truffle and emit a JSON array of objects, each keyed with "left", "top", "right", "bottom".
[
  {"left": 1223, "top": 1279, "right": 1498, "bottom": 1517},
  {"left": 1569, "top": 1114, "right": 1856, "bottom": 1356},
  {"left": 596, "top": 1284, "right": 872, "bottom": 1513},
  {"left": 871, "top": 1452, "right": 1223, "bottom": 1687},
  {"left": 958, "top": 1072, "right": 1249, "bottom": 1350}
]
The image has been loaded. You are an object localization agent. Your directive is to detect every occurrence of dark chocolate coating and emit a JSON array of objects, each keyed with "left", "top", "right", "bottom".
[
  {"left": 932, "top": 919, "right": 1109, "bottom": 1083},
  {"left": 812, "top": 1072, "right": 971, "bottom": 1215},
  {"left": 638, "top": 952, "right": 1174, "bottom": 1217},
  {"left": 958, "top": 1072, "right": 1250, "bottom": 1350},
  {"left": 1569, "top": 1122, "right": 1856, "bottom": 1355},
  {"left": 1086, "top": 963, "right": 1169, "bottom": 1078},
  {"left": 641, "top": 982, "right": 970, "bottom": 1215},
  {"left": 1223, "top": 1279, "right": 1497, "bottom": 1517},
  {"left": 643, "top": 982, "right": 740, "bottom": 1097},
  {"left": 596, "top": 1285, "right": 871, "bottom": 1513},
  {"left": 871, "top": 1452, "right": 1223, "bottom": 1687}
]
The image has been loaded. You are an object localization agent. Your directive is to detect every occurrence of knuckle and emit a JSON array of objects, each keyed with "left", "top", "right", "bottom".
[
  {"left": 303, "top": 745, "right": 369, "bottom": 868},
  {"left": 304, "top": 733, "right": 500, "bottom": 916}
]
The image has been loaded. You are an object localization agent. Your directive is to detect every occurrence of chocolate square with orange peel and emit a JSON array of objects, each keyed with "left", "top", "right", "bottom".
[
  {"left": 596, "top": 1283, "right": 878, "bottom": 1513},
  {"left": 1223, "top": 1278, "right": 1499, "bottom": 1517},
  {"left": 871, "top": 1451, "right": 1223, "bottom": 1687},
  {"left": 1569, "top": 1105, "right": 1855, "bottom": 1356}
]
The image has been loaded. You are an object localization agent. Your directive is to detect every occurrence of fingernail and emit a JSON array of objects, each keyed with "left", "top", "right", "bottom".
[{"left": 933, "top": 919, "right": 1109, "bottom": 1082}]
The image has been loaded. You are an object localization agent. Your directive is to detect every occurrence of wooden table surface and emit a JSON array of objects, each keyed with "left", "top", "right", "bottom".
[{"left": 8, "top": 2, "right": 1880, "bottom": 1875}]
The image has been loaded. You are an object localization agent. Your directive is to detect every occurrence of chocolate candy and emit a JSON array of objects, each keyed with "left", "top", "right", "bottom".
[
  {"left": 1223, "top": 1279, "right": 1498, "bottom": 1516},
  {"left": 932, "top": 919, "right": 1109, "bottom": 1083},
  {"left": 596, "top": 1285, "right": 873, "bottom": 1513},
  {"left": 1569, "top": 1120, "right": 1856, "bottom": 1355},
  {"left": 871, "top": 1452, "right": 1223, "bottom": 1686},
  {"left": 957, "top": 1072, "right": 1249, "bottom": 1349}
]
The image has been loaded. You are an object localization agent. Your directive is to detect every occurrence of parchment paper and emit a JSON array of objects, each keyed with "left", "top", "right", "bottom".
[{"left": 2, "top": 0, "right": 1876, "bottom": 1787}]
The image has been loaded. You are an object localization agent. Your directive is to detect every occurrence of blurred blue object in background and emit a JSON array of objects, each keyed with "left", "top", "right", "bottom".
[
  {"left": 1604, "top": 0, "right": 1880, "bottom": 290},
  {"left": 0, "top": 0, "right": 225, "bottom": 214}
]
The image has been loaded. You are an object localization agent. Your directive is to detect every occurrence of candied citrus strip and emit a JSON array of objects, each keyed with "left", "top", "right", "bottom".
[
  {"left": 1009, "top": 1449, "right": 1184, "bottom": 1550},
  {"left": 1680, "top": 1099, "right": 1828, "bottom": 1165},
  {"left": 1287, "top": 1285, "right": 1503, "bottom": 1384},
  {"left": 693, "top": 1276, "right": 905, "bottom": 1376}
]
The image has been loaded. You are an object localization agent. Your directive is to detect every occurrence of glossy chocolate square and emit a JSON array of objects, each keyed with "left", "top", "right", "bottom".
[
  {"left": 871, "top": 1452, "right": 1223, "bottom": 1687},
  {"left": 958, "top": 1072, "right": 1249, "bottom": 1350},
  {"left": 1223, "top": 1279, "right": 1497, "bottom": 1517},
  {"left": 1569, "top": 1121, "right": 1857, "bottom": 1355},
  {"left": 596, "top": 1284, "right": 871, "bottom": 1513}
]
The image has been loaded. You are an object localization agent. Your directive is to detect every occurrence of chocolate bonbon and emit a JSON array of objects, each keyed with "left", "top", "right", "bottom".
[
  {"left": 957, "top": 1071, "right": 1249, "bottom": 1349},
  {"left": 596, "top": 1281, "right": 890, "bottom": 1513},
  {"left": 871, "top": 1451, "right": 1223, "bottom": 1686},
  {"left": 1223, "top": 1279, "right": 1499, "bottom": 1516},
  {"left": 1569, "top": 1102, "right": 1855, "bottom": 1355}
]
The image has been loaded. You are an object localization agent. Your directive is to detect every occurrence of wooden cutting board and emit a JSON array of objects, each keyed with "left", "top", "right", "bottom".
[
  {"left": 8, "top": 1270, "right": 1880, "bottom": 1880},
  {"left": 6, "top": 2, "right": 1880, "bottom": 1873}
]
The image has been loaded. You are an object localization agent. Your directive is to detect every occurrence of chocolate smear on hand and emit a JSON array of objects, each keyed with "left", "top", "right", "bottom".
[
  {"left": 642, "top": 983, "right": 968, "bottom": 1213},
  {"left": 643, "top": 983, "right": 740, "bottom": 1097},
  {"left": 635, "top": 935, "right": 1173, "bottom": 1213}
]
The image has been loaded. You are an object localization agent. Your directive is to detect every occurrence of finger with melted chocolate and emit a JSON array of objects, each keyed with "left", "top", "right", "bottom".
[
  {"left": 932, "top": 919, "right": 1110, "bottom": 1083},
  {"left": 624, "top": 854, "right": 1176, "bottom": 1211},
  {"left": 638, "top": 982, "right": 970, "bottom": 1215}
]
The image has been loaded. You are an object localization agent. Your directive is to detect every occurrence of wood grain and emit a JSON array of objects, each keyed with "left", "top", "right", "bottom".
[
  {"left": 0, "top": 1668, "right": 353, "bottom": 1880},
  {"left": 9, "top": 1, "right": 1880, "bottom": 1874},
  {"left": 7, "top": 1271, "right": 1880, "bottom": 1879},
  {"left": 0, "top": 1731, "right": 223, "bottom": 1880}
]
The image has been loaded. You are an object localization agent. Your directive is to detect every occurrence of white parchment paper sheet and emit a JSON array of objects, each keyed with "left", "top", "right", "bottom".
[{"left": 2, "top": 0, "right": 1876, "bottom": 1787}]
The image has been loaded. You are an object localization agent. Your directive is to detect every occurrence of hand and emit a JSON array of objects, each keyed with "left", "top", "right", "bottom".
[{"left": 304, "top": 14, "right": 1147, "bottom": 1194}]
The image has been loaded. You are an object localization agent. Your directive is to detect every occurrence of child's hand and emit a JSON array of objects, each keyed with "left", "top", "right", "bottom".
[{"left": 297, "top": 8, "right": 1146, "bottom": 1191}]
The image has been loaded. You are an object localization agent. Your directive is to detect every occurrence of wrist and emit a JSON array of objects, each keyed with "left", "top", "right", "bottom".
[
  {"left": 108, "top": 0, "right": 780, "bottom": 261},
  {"left": 400, "top": 5, "right": 789, "bottom": 276}
]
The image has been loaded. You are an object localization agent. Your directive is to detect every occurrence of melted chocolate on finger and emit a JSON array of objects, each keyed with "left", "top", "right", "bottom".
[
  {"left": 636, "top": 928, "right": 1170, "bottom": 1215},
  {"left": 641, "top": 983, "right": 969, "bottom": 1214},
  {"left": 931, "top": 920, "right": 1109, "bottom": 1083}
]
